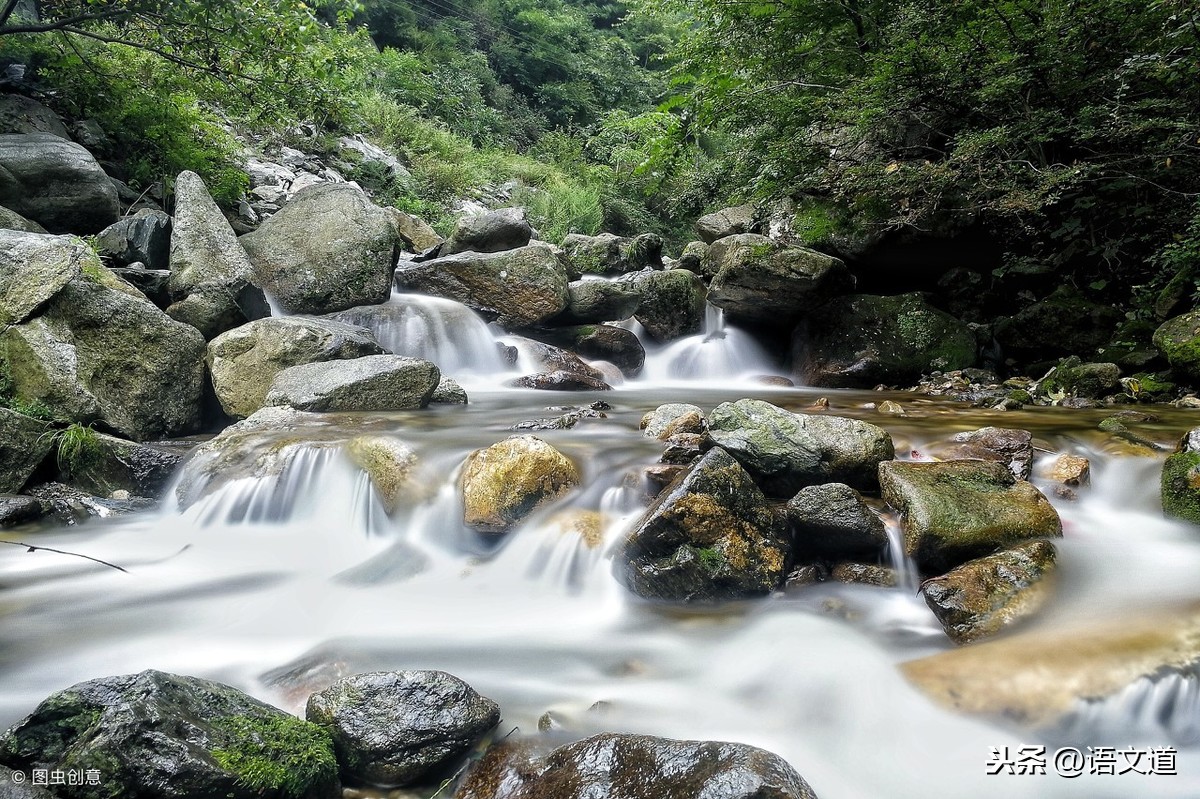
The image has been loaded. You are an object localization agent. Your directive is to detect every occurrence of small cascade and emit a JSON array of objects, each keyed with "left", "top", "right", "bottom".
[
  {"left": 335, "top": 293, "right": 512, "bottom": 380},
  {"left": 883, "top": 517, "right": 919, "bottom": 593},
  {"left": 639, "top": 302, "right": 778, "bottom": 383},
  {"left": 1052, "top": 668, "right": 1200, "bottom": 746}
]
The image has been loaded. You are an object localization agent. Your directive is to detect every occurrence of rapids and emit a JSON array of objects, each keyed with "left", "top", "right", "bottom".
[{"left": 2, "top": 294, "right": 1199, "bottom": 798}]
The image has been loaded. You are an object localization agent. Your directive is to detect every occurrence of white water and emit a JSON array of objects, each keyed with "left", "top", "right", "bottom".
[{"left": 638, "top": 303, "right": 781, "bottom": 384}]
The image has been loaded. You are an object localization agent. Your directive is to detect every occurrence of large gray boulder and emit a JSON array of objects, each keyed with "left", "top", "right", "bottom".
[
  {"left": 167, "top": 171, "right": 269, "bottom": 339},
  {"left": 787, "top": 483, "right": 887, "bottom": 561},
  {"left": 0, "top": 230, "right": 82, "bottom": 326},
  {"left": 265, "top": 355, "right": 439, "bottom": 413},
  {"left": 695, "top": 203, "right": 756, "bottom": 244},
  {"left": 707, "top": 399, "right": 894, "bottom": 496},
  {"left": 0, "top": 409, "right": 53, "bottom": 494},
  {"left": 623, "top": 268, "right": 707, "bottom": 343},
  {"left": 555, "top": 278, "right": 641, "bottom": 324},
  {"left": 879, "top": 460, "right": 1062, "bottom": 576},
  {"left": 306, "top": 671, "right": 499, "bottom": 788},
  {"left": 0, "top": 133, "right": 119, "bottom": 233},
  {"left": 0, "top": 273, "right": 206, "bottom": 440},
  {"left": 793, "top": 293, "right": 977, "bottom": 387},
  {"left": 460, "top": 436, "right": 580, "bottom": 533},
  {"left": 395, "top": 245, "right": 569, "bottom": 328},
  {"left": 208, "top": 317, "right": 385, "bottom": 419},
  {"left": 0, "top": 669, "right": 340, "bottom": 799},
  {"left": 96, "top": 208, "right": 171, "bottom": 270},
  {"left": 457, "top": 733, "right": 818, "bottom": 799},
  {"left": 390, "top": 209, "right": 443, "bottom": 253},
  {"left": 617, "top": 447, "right": 791, "bottom": 602},
  {"left": 0, "top": 204, "right": 46, "bottom": 233},
  {"left": 241, "top": 183, "right": 399, "bottom": 314},
  {"left": 1161, "top": 426, "right": 1200, "bottom": 525},
  {"left": 705, "top": 235, "right": 854, "bottom": 326},
  {"left": 0, "top": 95, "right": 70, "bottom": 139},
  {"left": 443, "top": 207, "right": 531, "bottom": 255},
  {"left": 560, "top": 232, "right": 663, "bottom": 276}
]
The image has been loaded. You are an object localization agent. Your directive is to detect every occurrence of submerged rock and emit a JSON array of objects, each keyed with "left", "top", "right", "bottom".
[
  {"left": 624, "top": 269, "right": 707, "bottom": 343},
  {"left": 617, "top": 447, "right": 790, "bottom": 602},
  {"left": 307, "top": 671, "right": 499, "bottom": 788},
  {"left": 265, "top": 355, "right": 440, "bottom": 413},
  {"left": 461, "top": 436, "right": 580, "bottom": 533},
  {"left": 879, "top": 460, "right": 1062, "bottom": 575},
  {"left": 921, "top": 540, "right": 1058, "bottom": 644},
  {"left": 0, "top": 133, "right": 119, "bottom": 234},
  {"left": 455, "top": 732, "right": 818, "bottom": 799},
  {"left": 0, "top": 669, "right": 339, "bottom": 799},
  {"left": 787, "top": 483, "right": 887, "bottom": 561},
  {"left": 344, "top": 436, "right": 418, "bottom": 514},
  {"left": 443, "top": 207, "right": 531, "bottom": 255}
]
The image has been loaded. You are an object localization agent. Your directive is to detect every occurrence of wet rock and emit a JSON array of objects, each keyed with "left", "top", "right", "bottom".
[
  {"left": 25, "top": 482, "right": 153, "bottom": 523},
  {"left": 306, "top": 671, "right": 499, "bottom": 788},
  {"left": 676, "top": 240, "right": 708, "bottom": 272},
  {"left": 514, "top": 338, "right": 606, "bottom": 382},
  {"left": 431, "top": 376, "right": 468, "bottom": 404},
  {"left": 994, "top": 285, "right": 1123, "bottom": 365},
  {"left": 787, "top": 483, "right": 887, "bottom": 560},
  {"left": 921, "top": 540, "right": 1058, "bottom": 644},
  {"left": 509, "top": 371, "right": 612, "bottom": 391},
  {"left": 640, "top": 403, "right": 707, "bottom": 440},
  {"left": 0, "top": 763, "right": 54, "bottom": 797},
  {"left": 1038, "top": 357, "right": 1121, "bottom": 399},
  {"left": 616, "top": 447, "right": 791, "bottom": 602},
  {"left": 266, "top": 355, "right": 440, "bottom": 413},
  {"left": 345, "top": 436, "right": 418, "bottom": 514},
  {"left": 876, "top": 400, "right": 906, "bottom": 416},
  {"left": 830, "top": 562, "right": 897, "bottom": 588},
  {"left": 1161, "top": 428, "right": 1200, "bottom": 524},
  {"left": 695, "top": 203, "right": 757, "bottom": 244},
  {"left": 0, "top": 230, "right": 82, "bottom": 327},
  {"left": 390, "top": 209, "right": 443, "bottom": 253},
  {"left": 560, "top": 232, "right": 662, "bottom": 276},
  {"left": 935, "top": 426, "right": 1034, "bottom": 480},
  {"left": 455, "top": 732, "right": 817, "bottom": 799},
  {"left": 520, "top": 325, "right": 644, "bottom": 377},
  {"left": 659, "top": 432, "right": 711, "bottom": 465},
  {"left": 1046, "top": 454, "right": 1090, "bottom": 487},
  {"left": 96, "top": 209, "right": 171, "bottom": 270},
  {"left": 556, "top": 278, "right": 641, "bottom": 323},
  {"left": 878, "top": 460, "right": 1062, "bottom": 576},
  {"left": 707, "top": 399, "right": 894, "bottom": 496},
  {"left": 59, "top": 432, "right": 184, "bottom": 498},
  {"left": 1153, "top": 309, "right": 1200, "bottom": 382},
  {"left": 0, "top": 204, "right": 46, "bottom": 233},
  {"left": 0, "top": 133, "right": 119, "bottom": 234},
  {"left": 242, "top": 183, "right": 399, "bottom": 314},
  {"left": 110, "top": 265, "right": 171, "bottom": 308},
  {"left": 644, "top": 464, "right": 687, "bottom": 496},
  {"left": 167, "top": 171, "right": 269, "bottom": 339},
  {"left": 785, "top": 563, "right": 828, "bottom": 589},
  {"left": 1098, "top": 417, "right": 1162, "bottom": 451},
  {"left": 0, "top": 669, "right": 339, "bottom": 799},
  {"left": 461, "top": 436, "right": 580, "bottom": 533},
  {"left": 793, "top": 293, "right": 977, "bottom": 388},
  {"left": 705, "top": 235, "right": 853, "bottom": 326},
  {"left": 443, "top": 207, "right": 531, "bottom": 255},
  {"left": 395, "top": 245, "right": 569, "bottom": 329},
  {"left": 0, "top": 495, "right": 45, "bottom": 528},
  {"left": 624, "top": 269, "right": 707, "bottom": 343},
  {"left": 208, "top": 317, "right": 385, "bottom": 419}
]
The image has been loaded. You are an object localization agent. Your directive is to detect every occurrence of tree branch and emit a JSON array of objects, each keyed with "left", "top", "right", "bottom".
[{"left": 0, "top": 539, "right": 128, "bottom": 573}]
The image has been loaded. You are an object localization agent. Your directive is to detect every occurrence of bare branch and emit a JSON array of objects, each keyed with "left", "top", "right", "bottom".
[{"left": 0, "top": 539, "right": 129, "bottom": 573}]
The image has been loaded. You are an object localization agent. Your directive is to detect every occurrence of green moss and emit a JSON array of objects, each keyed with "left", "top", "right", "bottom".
[
  {"left": 1162, "top": 452, "right": 1200, "bottom": 525},
  {"left": 695, "top": 546, "right": 725, "bottom": 574},
  {"left": 210, "top": 714, "right": 337, "bottom": 799}
]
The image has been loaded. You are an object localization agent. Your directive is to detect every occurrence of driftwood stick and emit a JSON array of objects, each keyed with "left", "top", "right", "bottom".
[{"left": 0, "top": 539, "right": 129, "bottom": 573}]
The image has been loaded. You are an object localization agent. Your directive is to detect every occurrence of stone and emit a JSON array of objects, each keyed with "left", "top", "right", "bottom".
[
  {"left": 395, "top": 245, "right": 569, "bottom": 329},
  {"left": 787, "top": 483, "right": 887, "bottom": 560},
  {"left": 830, "top": 562, "right": 897, "bottom": 588},
  {"left": 241, "top": 183, "right": 399, "bottom": 314},
  {"left": 110, "top": 266, "right": 171, "bottom": 309},
  {"left": 431, "top": 376, "right": 468, "bottom": 404},
  {"left": 878, "top": 460, "right": 1062, "bottom": 576},
  {"left": 0, "top": 275, "right": 206, "bottom": 440},
  {"left": 0, "top": 133, "right": 119, "bottom": 234},
  {"left": 1046, "top": 453, "right": 1091, "bottom": 486},
  {"left": 96, "top": 208, "right": 171, "bottom": 270},
  {"left": 617, "top": 447, "right": 791, "bottom": 602},
  {"left": 921, "top": 540, "right": 1058, "bottom": 644},
  {"left": 0, "top": 409, "right": 53, "bottom": 494},
  {"left": 0, "top": 495, "right": 45, "bottom": 528},
  {"left": 461, "top": 436, "right": 580, "bottom": 533},
  {"left": 519, "top": 325, "right": 645, "bottom": 377},
  {"left": 994, "top": 285, "right": 1123, "bottom": 365},
  {"left": 1162, "top": 429, "right": 1200, "bottom": 524},
  {"left": 556, "top": 278, "right": 641, "bottom": 324},
  {"left": 306, "top": 671, "right": 499, "bottom": 788},
  {"left": 1038, "top": 357, "right": 1121, "bottom": 399},
  {"left": 624, "top": 269, "right": 707, "bottom": 343},
  {"left": 59, "top": 432, "right": 185, "bottom": 498},
  {"left": 513, "top": 338, "right": 606, "bottom": 382},
  {"left": 1153, "top": 309, "right": 1200, "bottom": 382},
  {"left": 707, "top": 399, "right": 894, "bottom": 496},
  {"left": 560, "top": 232, "right": 662, "bottom": 276},
  {"left": 456, "top": 733, "right": 817, "bottom": 799},
  {"left": 705, "top": 235, "right": 854, "bottom": 326},
  {"left": 208, "top": 317, "right": 385, "bottom": 419},
  {"left": 508, "top": 371, "right": 612, "bottom": 391},
  {"left": 0, "top": 95, "right": 69, "bottom": 139},
  {"left": 167, "top": 171, "right": 269, "bottom": 339},
  {"left": 676, "top": 240, "right": 708, "bottom": 273},
  {"left": 0, "top": 230, "right": 83, "bottom": 326},
  {"left": 0, "top": 204, "right": 46, "bottom": 233},
  {"left": 659, "top": 432, "right": 711, "bottom": 465},
  {"left": 443, "top": 207, "right": 531, "bottom": 255},
  {"left": 934, "top": 426, "right": 1034, "bottom": 480},
  {"left": 265, "top": 355, "right": 440, "bottom": 413},
  {"left": 0, "top": 670, "right": 339, "bottom": 799},
  {"left": 695, "top": 204, "right": 756, "bottom": 244},
  {"left": 793, "top": 293, "right": 977, "bottom": 388},
  {"left": 0, "top": 764, "right": 54, "bottom": 798},
  {"left": 390, "top": 209, "right": 443, "bottom": 252},
  {"left": 640, "top": 403, "right": 707, "bottom": 440},
  {"left": 344, "top": 436, "right": 418, "bottom": 514}
]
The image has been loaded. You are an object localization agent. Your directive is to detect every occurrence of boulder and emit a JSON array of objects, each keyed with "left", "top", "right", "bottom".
[
  {"left": 1046, "top": 453, "right": 1091, "bottom": 487},
  {"left": 0, "top": 95, "right": 70, "bottom": 139},
  {"left": 460, "top": 436, "right": 580, "bottom": 532},
  {"left": 59, "top": 431, "right": 185, "bottom": 498},
  {"left": 110, "top": 266, "right": 171, "bottom": 309},
  {"left": 265, "top": 355, "right": 440, "bottom": 413},
  {"left": 624, "top": 269, "right": 707, "bottom": 343},
  {"left": 994, "top": 285, "right": 1123, "bottom": 365},
  {"left": 456, "top": 733, "right": 817, "bottom": 799},
  {"left": 167, "top": 171, "right": 269, "bottom": 339},
  {"left": 96, "top": 208, "right": 171, "bottom": 270},
  {"left": 431, "top": 376, "right": 469, "bottom": 404},
  {"left": 0, "top": 275, "right": 206, "bottom": 440},
  {"left": 640, "top": 403, "right": 707, "bottom": 440},
  {"left": 306, "top": 671, "right": 499, "bottom": 788},
  {"left": 0, "top": 495, "right": 46, "bottom": 528},
  {"left": 695, "top": 204, "right": 756, "bottom": 244},
  {"left": 1161, "top": 426, "right": 1200, "bottom": 525},
  {"left": 705, "top": 235, "right": 854, "bottom": 326},
  {"left": 931, "top": 426, "right": 1034, "bottom": 480},
  {"left": 390, "top": 209, "right": 443, "bottom": 252},
  {"left": 443, "top": 207, "right": 531, "bottom": 255},
  {"left": 519, "top": 325, "right": 644, "bottom": 376},
  {"left": 0, "top": 230, "right": 83, "bottom": 327},
  {"left": 0, "top": 133, "right": 119, "bottom": 233},
  {"left": 617, "top": 447, "right": 791, "bottom": 601},
  {"left": 1038, "top": 357, "right": 1121, "bottom": 399},
  {"left": 787, "top": 483, "right": 887, "bottom": 561},
  {"left": 241, "top": 183, "right": 399, "bottom": 314},
  {"left": 793, "top": 293, "right": 977, "bottom": 387},
  {"left": 344, "top": 436, "right": 418, "bottom": 513},
  {"left": 676, "top": 240, "right": 708, "bottom": 273},
  {"left": 921, "top": 540, "right": 1058, "bottom": 644},
  {"left": 395, "top": 245, "right": 569, "bottom": 329},
  {"left": 560, "top": 232, "right": 662, "bottom": 276},
  {"left": 207, "top": 317, "right": 385, "bottom": 419},
  {"left": 0, "top": 409, "right": 53, "bottom": 494},
  {"left": 0, "top": 204, "right": 46, "bottom": 233},
  {"left": 878, "top": 460, "right": 1062, "bottom": 576},
  {"left": 513, "top": 338, "right": 606, "bottom": 382},
  {"left": 555, "top": 278, "right": 641, "bottom": 324},
  {"left": 1153, "top": 309, "right": 1200, "bottom": 382},
  {"left": 0, "top": 670, "right": 339, "bottom": 799},
  {"left": 707, "top": 399, "right": 894, "bottom": 496},
  {"left": 508, "top": 371, "right": 612, "bottom": 391}
]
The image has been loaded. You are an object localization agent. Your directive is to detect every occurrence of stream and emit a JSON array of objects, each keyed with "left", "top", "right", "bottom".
[{"left": 2, "top": 293, "right": 1200, "bottom": 798}]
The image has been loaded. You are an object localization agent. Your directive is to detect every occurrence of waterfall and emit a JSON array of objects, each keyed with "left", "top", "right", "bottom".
[{"left": 639, "top": 303, "right": 778, "bottom": 383}]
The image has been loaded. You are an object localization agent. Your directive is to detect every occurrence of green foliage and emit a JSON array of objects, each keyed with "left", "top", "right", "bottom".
[
  {"left": 696, "top": 546, "right": 724, "bottom": 573},
  {"left": 516, "top": 179, "right": 605, "bottom": 242},
  {"left": 54, "top": 424, "right": 102, "bottom": 474},
  {"left": 210, "top": 714, "right": 337, "bottom": 799}
]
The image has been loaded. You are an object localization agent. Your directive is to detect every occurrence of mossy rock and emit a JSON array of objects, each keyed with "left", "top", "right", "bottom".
[
  {"left": 460, "top": 436, "right": 580, "bottom": 533},
  {"left": 1161, "top": 450, "right": 1200, "bottom": 525},
  {"left": 1038, "top": 357, "right": 1121, "bottom": 399},
  {"left": 1153, "top": 310, "right": 1200, "bottom": 383}
]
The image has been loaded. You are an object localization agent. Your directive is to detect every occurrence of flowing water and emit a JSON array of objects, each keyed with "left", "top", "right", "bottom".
[{"left": 2, "top": 296, "right": 1200, "bottom": 798}]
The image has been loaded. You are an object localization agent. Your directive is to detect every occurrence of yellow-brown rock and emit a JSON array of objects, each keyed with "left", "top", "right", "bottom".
[{"left": 461, "top": 436, "right": 580, "bottom": 533}]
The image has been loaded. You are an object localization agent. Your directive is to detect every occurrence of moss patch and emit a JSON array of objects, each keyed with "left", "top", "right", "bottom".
[
  {"left": 1162, "top": 452, "right": 1200, "bottom": 525},
  {"left": 210, "top": 714, "right": 337, "bottom": 799}
]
